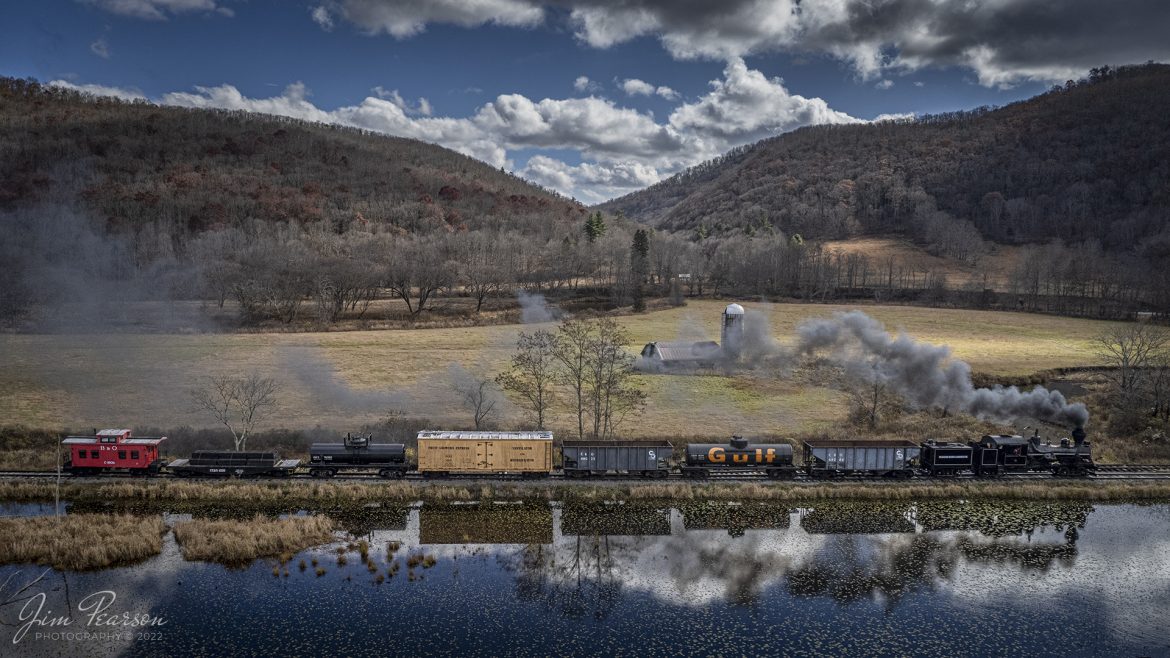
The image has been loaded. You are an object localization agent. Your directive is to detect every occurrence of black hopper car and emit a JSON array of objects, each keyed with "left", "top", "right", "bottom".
[
  {"left": 562, "top": 440, "right": 672, "bottom": 478},
  {"left": 309, "top": 433, "right": 409, "bottom": 478},
  {"left": 803, "top": 440, "right": 920, "bottom": 478}
]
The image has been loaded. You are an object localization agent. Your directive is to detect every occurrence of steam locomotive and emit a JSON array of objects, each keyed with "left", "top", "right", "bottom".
[{"left": 60, "top": 426, "right": 1095, "bottom": 479}]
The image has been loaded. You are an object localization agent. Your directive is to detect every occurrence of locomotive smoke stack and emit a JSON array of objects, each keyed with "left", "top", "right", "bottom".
[{"left": 1072, "top": 426, "right": 1086, "bottom": 445}]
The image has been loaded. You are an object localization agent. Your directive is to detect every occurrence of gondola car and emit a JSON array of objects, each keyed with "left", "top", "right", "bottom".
[
  {"left": 167, "top": 450, "right": 300, "bottom": 477},
  {"left": 62, "top": 429, "right": 167, "bottom": 476}
]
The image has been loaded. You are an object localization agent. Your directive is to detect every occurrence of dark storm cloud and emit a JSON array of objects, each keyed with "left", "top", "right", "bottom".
[{"left": 315, "top": 0, "right": 1170, "bottom": 86}]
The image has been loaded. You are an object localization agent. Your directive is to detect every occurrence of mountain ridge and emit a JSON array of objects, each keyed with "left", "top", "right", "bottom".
[
  {"left": 0, "top": 77, "right": 585, "bottom": 238},
  {"left": 599, "top": 63, "right": 1170, "bottom": 257}
]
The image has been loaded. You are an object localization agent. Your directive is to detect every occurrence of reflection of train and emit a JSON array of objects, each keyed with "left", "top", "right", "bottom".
[{"left": 62, "top": 427, "right": 1095, "bottom": 479}]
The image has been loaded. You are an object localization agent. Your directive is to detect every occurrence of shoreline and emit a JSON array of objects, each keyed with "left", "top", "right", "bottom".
[{"left": 3, "top": 478, "right": 1170, "bottom": 505}]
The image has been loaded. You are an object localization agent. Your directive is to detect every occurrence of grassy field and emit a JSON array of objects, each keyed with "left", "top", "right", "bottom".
[{"left": 0, "top": 301, "right": 1125, "bottom": 439}]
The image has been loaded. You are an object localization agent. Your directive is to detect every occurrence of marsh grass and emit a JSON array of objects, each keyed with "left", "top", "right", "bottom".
[
  {"left": 173, "top": 514, "right": 336, "bottom": 565},
  {"left": 0, "top": 513, "right": 165, "bottom": 570},
  {"left": 2, "top": 478, "right": 1169, "bottom": 509}
]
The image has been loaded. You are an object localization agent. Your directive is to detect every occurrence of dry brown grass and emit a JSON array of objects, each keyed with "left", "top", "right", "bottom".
[
  {"left": 0, "top": 301, "right": 1127, "bottom": 438},
  {"left": 820, "top": 237, "right": 1027, "bottom": 290},
  {"left": 0, "top": 480, "right": 486, "bottom": 505},
  {"left": 0, "top": 513, "right": 165, "bottom": 570},
  {"left": 173, "top": 514, "right": 336, "bottom": 565},
  {"left": 2, "top": 477, "right": 1165, "bottom": 507}
]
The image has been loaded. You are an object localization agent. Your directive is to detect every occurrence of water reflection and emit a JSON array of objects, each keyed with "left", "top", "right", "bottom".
[{"left": 0, "top": 501, "right": 1166, "bottom": 657}]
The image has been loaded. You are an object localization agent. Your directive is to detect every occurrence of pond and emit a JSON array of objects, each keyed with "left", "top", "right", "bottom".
[{"left": 2, "top": 500, "right": 1168, "bottom": 657}]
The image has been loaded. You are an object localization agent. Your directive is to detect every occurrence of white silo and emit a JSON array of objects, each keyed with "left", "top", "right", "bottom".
[{"left": 721, "top": 303, "right": 745, "bottom": 360}]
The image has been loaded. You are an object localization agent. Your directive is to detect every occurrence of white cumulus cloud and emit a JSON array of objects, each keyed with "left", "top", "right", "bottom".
[
  {"left": 622, "top": 78, "right": 679, "bottom": 100},
  {"left": 57, "top": 58, "right": 863, "bottom": 201},
  {"left": 316, "top": 0, "right": 543, "bottom": 38},
  {"left": 48, "top": 80, "right": 147, "bottom": 101}
]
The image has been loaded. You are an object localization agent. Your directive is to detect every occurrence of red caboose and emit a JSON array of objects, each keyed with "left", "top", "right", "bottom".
[{"left": 62, "top": 429, "right": 167, "bottom": 476}]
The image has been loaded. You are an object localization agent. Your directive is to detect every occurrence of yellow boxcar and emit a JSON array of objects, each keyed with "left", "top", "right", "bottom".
[{"left": 416, "top": 431, "right": 553, "bottom": 475}]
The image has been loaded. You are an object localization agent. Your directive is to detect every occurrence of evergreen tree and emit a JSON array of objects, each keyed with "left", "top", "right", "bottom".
[
  {"left": 584, "top": 212, "right": 607, "bottom": 243},
  {"left": 631, "top": 229, "right": 650, "bottom": 312}
]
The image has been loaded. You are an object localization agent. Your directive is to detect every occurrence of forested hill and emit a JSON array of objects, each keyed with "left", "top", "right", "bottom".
[
  {"left": 0, "top": 77, "right": 584, "bottom": 236},
  {"left": 599, "top": 63, "right": 1170, "bottom": 257}
]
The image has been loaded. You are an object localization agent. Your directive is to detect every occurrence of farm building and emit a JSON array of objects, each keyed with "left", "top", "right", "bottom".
[{"left": 638, "top": 304, "right": 746, "bottom": 371}]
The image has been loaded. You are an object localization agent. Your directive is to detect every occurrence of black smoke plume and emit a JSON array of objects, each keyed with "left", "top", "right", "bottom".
[{"left": 796, "top": 311, "right": 1089, "bottom": 427}]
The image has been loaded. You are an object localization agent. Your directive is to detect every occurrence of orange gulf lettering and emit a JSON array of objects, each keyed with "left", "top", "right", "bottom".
[
  {"left": 708, "top": 447, "right": 726, "bottom": 463},
  {"left": 732, "top": 453, "right": 749, "bottom": 464},
  {"left": 765, "top": 449, "right": 776, "bottom": 463},
  {"left": 755, "top": 448, "right": 762, "bottom": 463}
]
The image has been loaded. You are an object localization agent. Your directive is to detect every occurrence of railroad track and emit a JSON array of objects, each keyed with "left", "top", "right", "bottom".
[{"left": 3, "top": 467, "right": 1170, "bottom": 482}]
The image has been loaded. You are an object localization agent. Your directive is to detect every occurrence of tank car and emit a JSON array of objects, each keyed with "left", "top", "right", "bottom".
[
  {"left": 682, "top": 436, "right": 796, "bottom": 479},
  {"left": 309, "top": 433, "right": 408, "bottom": 478}
]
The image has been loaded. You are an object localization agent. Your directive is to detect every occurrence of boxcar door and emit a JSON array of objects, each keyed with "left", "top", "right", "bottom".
[{"left": 477, "top": 442, "right": 488, "bottom": 469}]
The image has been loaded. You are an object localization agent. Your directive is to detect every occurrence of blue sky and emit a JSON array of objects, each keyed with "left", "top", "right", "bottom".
[{"left": 3, "top": 0, "right": 1167, "bottom": 202}]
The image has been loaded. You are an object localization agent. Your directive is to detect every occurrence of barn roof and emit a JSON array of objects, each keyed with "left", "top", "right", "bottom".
[
  {"left": 417, "top": 430, "right": 553, "bottom": 441},
  {"left": 643, "top": 341, "right": 722, "bottom": 362}
]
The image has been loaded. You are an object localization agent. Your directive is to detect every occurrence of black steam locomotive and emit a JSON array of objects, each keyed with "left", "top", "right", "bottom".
[{"left": 920, "top": 427, "right": 1095, "bottom": 477}]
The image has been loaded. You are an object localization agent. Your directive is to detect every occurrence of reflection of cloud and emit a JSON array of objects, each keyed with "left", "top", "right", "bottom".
[{"left": 947, "top": 507, "right": 1170, "bottom": 640}]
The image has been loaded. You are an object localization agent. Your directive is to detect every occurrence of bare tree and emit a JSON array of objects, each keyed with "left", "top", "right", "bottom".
[
  {"left": 1094, "top": 323, "right": 1170, "bottom": 395},
  {"left": 553, "top": 319, "right": 593, "bottom": 440},
  {"left": 845, "top": 363, "right": 902, "bottom": 429},
  {"left": 496, "top": 330, "right": 558, "bottom": 429},
  {"left": 190, "top": 372, "right": 279, "bottom": 450},
  {"left": 456, "top": 234, "right": 510, "bottom": 313},
  {"left": 451, "top": 368, "right": 500, "bottom": 430},
  {"left": 385, "top": 239, "right": 455, "bottom": 317},
  {"left": 585, "top": 318, "right": 646, "bottom": 439}
]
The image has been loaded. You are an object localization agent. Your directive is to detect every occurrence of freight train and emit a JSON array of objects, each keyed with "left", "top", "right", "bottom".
[{"left": 60, "top": 427, "right": 1095, "bottom": 479}]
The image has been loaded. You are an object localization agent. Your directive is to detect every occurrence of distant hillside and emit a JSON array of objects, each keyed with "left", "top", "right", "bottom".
[
  {"left": 600, "top": 63, "right": 1170, "bottom": 258},
  {"left": 0, "top": 77, "right": 584, "bottom": 236}
]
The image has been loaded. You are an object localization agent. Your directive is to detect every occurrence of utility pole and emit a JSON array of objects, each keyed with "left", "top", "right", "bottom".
[{"left": 55, "top": 435, "right": 62, "bottom": 518}]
